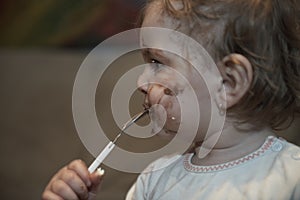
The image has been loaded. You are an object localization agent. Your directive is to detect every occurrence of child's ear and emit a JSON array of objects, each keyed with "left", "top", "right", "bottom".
[{"left": 218, "top": 54, "right": 253, "bottom": 109}]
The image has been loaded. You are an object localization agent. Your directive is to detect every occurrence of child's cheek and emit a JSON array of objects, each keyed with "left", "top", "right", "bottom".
[
  {"left": 152, "top": 91, "right": 181, "bottom": 133},
  {"left": 155, "top": 67, "right": 187, "bottom": 94},
  {"left": 149, "top": 95, "right": 180, "bottom": 136},
  {"left": 164, "top": 96, "right": 181, "bottom": 131},
  {"left": 149, "top": 104, "right": 167, "bottom": 135}
]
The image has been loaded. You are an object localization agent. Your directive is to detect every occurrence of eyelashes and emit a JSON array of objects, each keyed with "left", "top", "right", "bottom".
[
  {"left": 151, "top": 59, "right": 160, "bottom": 64},
  {"left": 150, "top": 59, "right": 163, "bottom": 69},
  {"left": 150, "top": 59, "right": 161, "bottom": 64},
  {"left": 142, "top": 49, "right": 165, "bottom": 69}
]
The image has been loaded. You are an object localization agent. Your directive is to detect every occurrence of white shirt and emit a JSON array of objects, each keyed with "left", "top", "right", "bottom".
[{"left": 126, "top": 136, "right": 300, "bottom": 200}]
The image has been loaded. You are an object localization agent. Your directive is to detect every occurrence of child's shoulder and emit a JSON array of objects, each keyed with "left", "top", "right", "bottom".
[
  {"left": 279, "top": 137, "right": 300, "bottom": 167},
  {"left": 271, "top": 138, "right": 300, "bottom": 197},
  {"left": 142, "top": 153, "right": 183, "bottom": 174}
]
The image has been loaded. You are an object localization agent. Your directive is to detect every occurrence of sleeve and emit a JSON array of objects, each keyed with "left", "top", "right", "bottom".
[
  {"left": 125, "top": 172, "right": 150, "bottom": 200},
  {"left": 125, "top": 183, "right": 136, "bottom": 200},
  {"left": 125, "top": 157, "right": 166, "bottom": 200},
  {"left": 282, "top": 142, "right": 300, "bottom": 200},
  {"left": 292, "top": 184, "right": 300, "bottom": 200},
  {"left": 125, "top": 154, "right": 181, "bottom": 200}
]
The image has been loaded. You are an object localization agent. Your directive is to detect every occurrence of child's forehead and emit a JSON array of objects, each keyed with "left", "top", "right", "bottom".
[
  {"left": 139, "top": 31, "right": 189, "bottom": 60},
  {"left": 140, "top": 1, "right": 216, "bottom": 69},
  {"left": 141, "top": 2, "right": 184, "bottom": 50},
  {"left": 142, "top": 1, "right": 178, "bottom": 30}
]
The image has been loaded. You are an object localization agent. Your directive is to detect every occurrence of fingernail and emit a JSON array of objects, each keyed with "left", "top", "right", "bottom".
[
  {"left": 96, "top": 168, "right": 105, "bottom": 176},
  {"left": 86, "top": 177, "right": 92, "bottom": 187}
]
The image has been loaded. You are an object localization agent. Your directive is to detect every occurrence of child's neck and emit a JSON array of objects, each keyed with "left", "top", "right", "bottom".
[{"left": 192, "top": 125, "right": 275, "bottom": 166}]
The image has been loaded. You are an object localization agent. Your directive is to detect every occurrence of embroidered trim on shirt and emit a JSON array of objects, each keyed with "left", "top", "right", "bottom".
[{"left": 184, "top": 136, "right": 276, "bottom": 173}]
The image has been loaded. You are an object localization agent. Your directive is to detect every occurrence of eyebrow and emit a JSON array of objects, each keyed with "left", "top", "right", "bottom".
[
  {"left": 141, "top": 48, "right": 163, "bottom": 57},
  {"left": 142, "top": 48, "right": 171, "bottom": 66},
  {"left": 142, "top": 47, "right": 154, "bottom": 56}
]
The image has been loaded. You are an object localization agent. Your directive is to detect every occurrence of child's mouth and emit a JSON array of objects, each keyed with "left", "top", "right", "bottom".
[
  {"left": 143, "top": 92, "right": 180, "bottom": 136},
  {"left": 164, "top": 129, "right": 178, "bottom": 135}
]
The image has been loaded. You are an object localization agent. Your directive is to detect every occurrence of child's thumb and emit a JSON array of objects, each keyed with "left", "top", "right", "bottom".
[{"left": 88, "top": 168, "right": 105, "bottom": 200}]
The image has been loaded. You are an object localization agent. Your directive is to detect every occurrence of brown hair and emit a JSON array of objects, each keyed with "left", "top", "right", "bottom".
[{"left": 143, "top": 0, "right": 300, "bottom": 130}]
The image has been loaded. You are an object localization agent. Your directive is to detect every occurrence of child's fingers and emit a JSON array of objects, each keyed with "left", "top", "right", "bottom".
[
  {"left": 89, "top": 168, "right": 105, "bottom": 194},
  {"left": 67, "top": 159, "right": 91, "bottom": 187},
  {"left": 51, "top": 179, "right": 79, "bottom": 200},
  {"left": 42, "top": 190, "right": 64, "bottom": 200},
  {"left": 43, "top": 160, "right": 104, "bottom": 200},
  {"left": 60, "top": 169, "right": 89, "bottom": 200}
]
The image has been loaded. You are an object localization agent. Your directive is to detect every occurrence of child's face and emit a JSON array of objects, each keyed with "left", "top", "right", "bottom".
[{"left": 137, "top": 2, "right": 218, "bottom": 141}]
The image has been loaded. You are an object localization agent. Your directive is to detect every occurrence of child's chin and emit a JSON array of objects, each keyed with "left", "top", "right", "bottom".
[{"left": 153, "top": 128, "right": 177, "bottom": 140}]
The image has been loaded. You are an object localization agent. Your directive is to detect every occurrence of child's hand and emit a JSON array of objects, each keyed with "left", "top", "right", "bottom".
[{"left": 42, "top": 159, "right": 104, "bottom": 200}]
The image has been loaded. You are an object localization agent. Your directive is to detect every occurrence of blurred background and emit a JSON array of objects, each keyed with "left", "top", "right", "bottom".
[
  {"left": 0, "top": 0, "right": 299, "bottom": 199},
  {"left": 0, "top": 0, "right": 143, "bottom": 47},
  {"left": 0, "top": 0, "right": 145, "bottom": 199}
]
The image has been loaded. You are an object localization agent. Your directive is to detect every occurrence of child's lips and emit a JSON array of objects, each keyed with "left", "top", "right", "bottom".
[
  {"left": 142, "top": 92, "right": 163, "bottom": 110},
  {"left": 143, "top": 95, "right": 180, "bottom": 136},
  {"left": 143, "top": 102, "right": 150, "bottom": 110},
  {"left": 164, "top": 129, "right": 178, "bottom": 135}
]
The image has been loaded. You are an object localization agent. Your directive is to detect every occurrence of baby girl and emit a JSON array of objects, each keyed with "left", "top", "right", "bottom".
[{"left": 42, "top": 0, "right": 300, "bottom": 199}]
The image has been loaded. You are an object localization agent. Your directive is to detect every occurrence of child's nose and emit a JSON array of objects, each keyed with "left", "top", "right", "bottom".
[
  {"left": 137, "top": 73, "right": 149, "bottom": 94},
  {"left": 138, "top": 82, "right": 148, "bottom": 95},
  {"left": 140, "top": 83, "right": 170, "bottom": 106}
]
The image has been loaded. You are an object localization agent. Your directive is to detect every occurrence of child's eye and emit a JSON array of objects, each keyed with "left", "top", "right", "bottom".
[
  {"left": 150, "top": 59, "right": 162, "bottom": 67},
  {"left": 151, "top": 59, "right": 160, "bottom": 64}
]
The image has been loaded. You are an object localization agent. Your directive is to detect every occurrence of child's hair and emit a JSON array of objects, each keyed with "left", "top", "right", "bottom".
[{"left": 141, "top": 0, "right": 300, "bottom": 131}]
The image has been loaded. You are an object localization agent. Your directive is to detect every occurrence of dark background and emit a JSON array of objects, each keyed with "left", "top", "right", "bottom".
[{"left": 0, "top": 1, "right": 299, "bottom": 199}]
